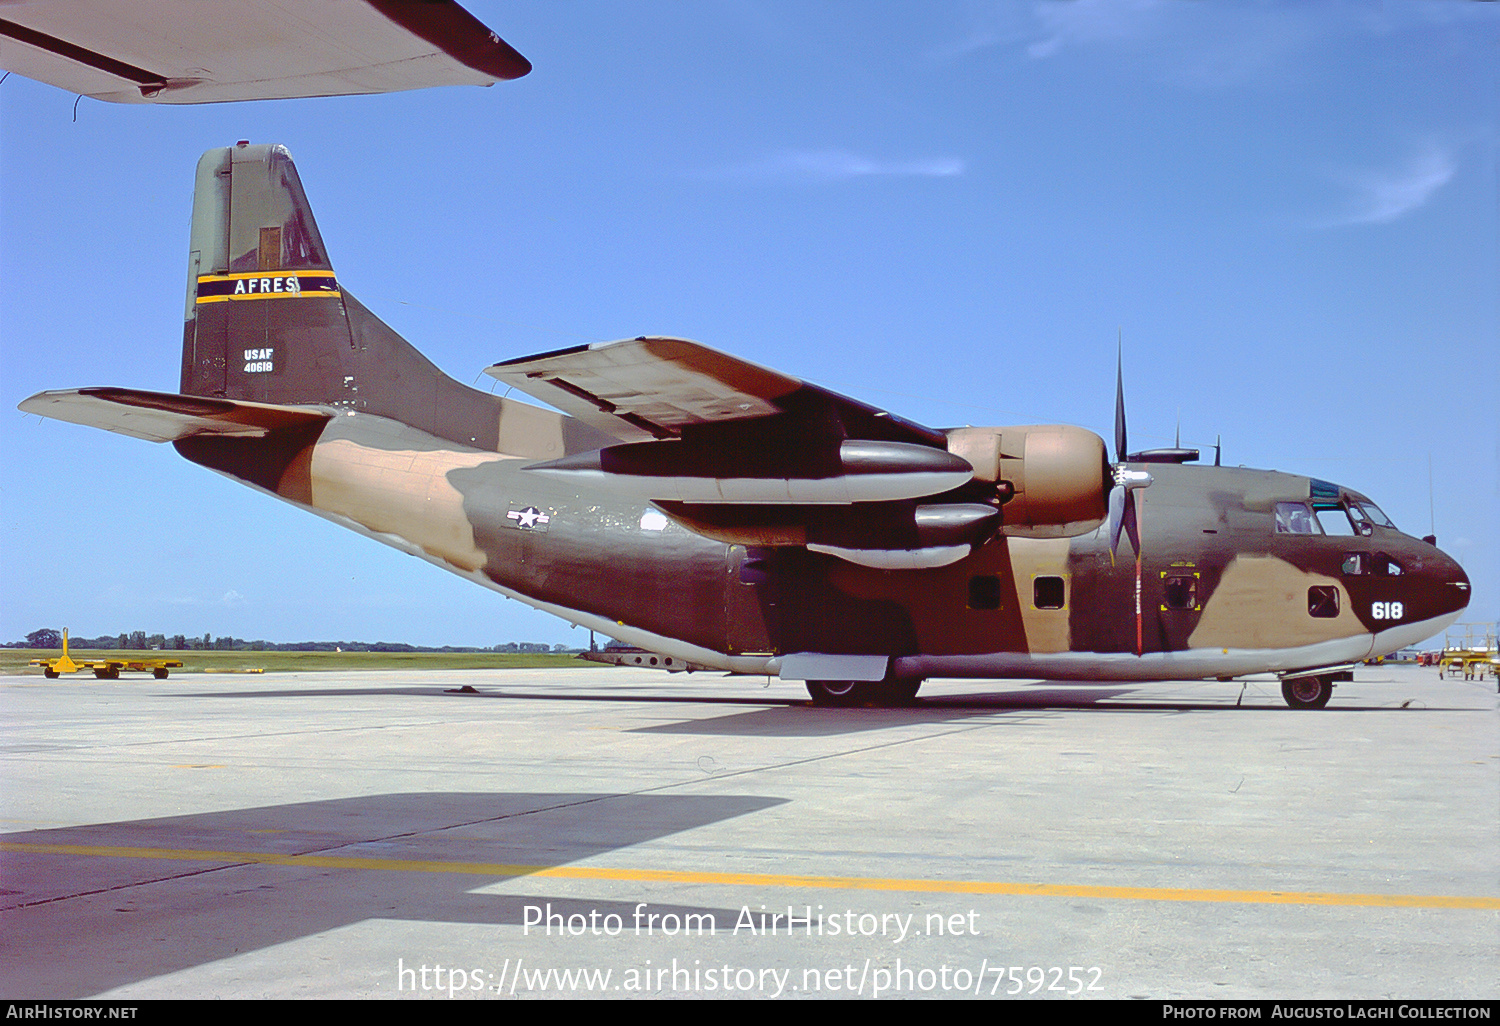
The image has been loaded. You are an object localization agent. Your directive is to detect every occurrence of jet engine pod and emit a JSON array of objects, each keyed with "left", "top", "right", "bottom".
[
  {"left": 524, "top": 437, "right": 973, "bottom": 504},
  {"left": 655, "top": 499, "right": 1000, "bottom": 568},
  {"left": 947, "top": 424, "right": 1110, "bottom": 536}
]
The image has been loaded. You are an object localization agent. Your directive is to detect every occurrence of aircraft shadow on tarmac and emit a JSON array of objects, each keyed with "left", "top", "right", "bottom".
[
  {"left": 0, "top": 792, "right": 781, "bottom": 997},
  {"left": 168, "top": 683, "right": 1444, "bottom": 739}
]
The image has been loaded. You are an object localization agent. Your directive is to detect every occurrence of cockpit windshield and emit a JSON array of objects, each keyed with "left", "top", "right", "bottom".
[
  {"left": 1351, "top": 501, "right": 1396, "bottom": 530},
  {"left": 1283, "top": 481, "right": 1400, "bottom": 537},
  {"left": 1275, "top": 497, "right": 1397, "bottom": 537}
]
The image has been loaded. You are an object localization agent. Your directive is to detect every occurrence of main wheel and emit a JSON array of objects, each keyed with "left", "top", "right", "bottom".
[
  {"left": 805, "top": 678, "right": 924, "bottom": 707},
  {"left": 806, "top": 680, "right": 867, "bottom": 706},
  {"left": 1282, "top": 676, "right": 1332, "bottom": 709}
]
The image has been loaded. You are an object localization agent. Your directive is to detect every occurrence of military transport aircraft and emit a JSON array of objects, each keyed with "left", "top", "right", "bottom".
[{"left": 18, "top": 144, "right": 1472, "bottom": 707}]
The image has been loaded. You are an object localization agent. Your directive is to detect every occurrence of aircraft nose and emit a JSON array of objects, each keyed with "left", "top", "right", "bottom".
[{"left": 1428, "top": 544, "right": 1471, "bottom": 616}]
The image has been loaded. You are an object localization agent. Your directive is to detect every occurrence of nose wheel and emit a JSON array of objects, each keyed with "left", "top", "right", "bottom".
[{"left": 1281, "top": 675, "right": 1333, "bottom": 709}]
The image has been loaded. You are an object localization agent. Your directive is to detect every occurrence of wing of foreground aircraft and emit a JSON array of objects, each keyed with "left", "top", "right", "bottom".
[{"left": 0, "top": 0, "right": 529, "bottom": 104}]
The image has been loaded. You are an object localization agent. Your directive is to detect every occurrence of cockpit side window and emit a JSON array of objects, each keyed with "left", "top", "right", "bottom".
[
  {"left": 1313, "top": 504, "right": 1356, "bottom": 536},
  {"left": 1275, "top": 502, "right": 1320, "bottom": 534},
  {"left": 1342, "top": 552, "right": 1368, "bottom": 575},
  {"left": 1377, "top": 554, "right": 1404, "bottom": 577}
]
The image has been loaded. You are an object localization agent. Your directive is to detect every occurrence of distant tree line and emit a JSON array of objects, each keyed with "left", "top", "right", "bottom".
[{"left": 8, "top": 629, "right": 582, "bottom": 654}]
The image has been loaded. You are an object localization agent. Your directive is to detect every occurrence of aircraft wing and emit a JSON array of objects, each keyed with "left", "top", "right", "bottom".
[
  {"left": 485, "top": 336, "right": 948, "bottom": 448},
  {"left": 489, "top": 338, "right": 995, "bottom": 568},
  {"left": 0, "top": 0, "right": 530, "bottom": 104},
  {"left": 18, "top": 387, "right": 330, "bottom": 442}
]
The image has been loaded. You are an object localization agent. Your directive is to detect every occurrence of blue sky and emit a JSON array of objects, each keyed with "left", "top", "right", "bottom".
[{"left": 2, "top": 1, "right": 1496, "bottom": 647}]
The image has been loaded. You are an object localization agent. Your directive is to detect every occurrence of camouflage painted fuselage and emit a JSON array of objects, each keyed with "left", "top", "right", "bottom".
[{"left": 175, "top": 406, "right": 1469, "bottom": 682}]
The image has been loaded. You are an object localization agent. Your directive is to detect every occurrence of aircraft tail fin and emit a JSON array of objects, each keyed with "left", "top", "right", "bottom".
[{"left": 180, "top": 143, "right": 613, "bottom": 457}]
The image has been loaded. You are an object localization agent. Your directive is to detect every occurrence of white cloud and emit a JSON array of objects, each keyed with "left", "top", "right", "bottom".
[
  {"left": 1024, "top": 0, "right": 1162, "bottom": 60},
  {"left": 1322, "top": 145, "right": 1457, "bottom": 226},
  {"left": 695, "top": 149, "right": 966, "bottom": 183},
  {"left": 931, "top": 1, "right": 1459, "bottom": 89}
]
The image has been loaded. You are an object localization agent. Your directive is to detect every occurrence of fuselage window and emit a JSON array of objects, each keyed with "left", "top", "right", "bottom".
[
  {"left": 1307, "top": 586, "right": 1340, "bottom": 618},
  {"left": 1163, "top": 575, "right": 1198, "bottom": 610},
  {"left": 1275, "top": 502, "right": 1319, "bottom": 534},
  {"left": 1034, "top": 576, "right": 1066, "bottom": 610},
  {"left": 1342, "top": 552, "right": 1368, "bottom": 575},
  {"left": 968, "top": 575, "right": 1002, "bottom": 610},
  {"left": 1377, "top": 555, "right": 1404, "bottom": 577}
]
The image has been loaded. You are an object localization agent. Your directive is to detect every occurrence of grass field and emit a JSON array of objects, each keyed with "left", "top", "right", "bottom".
[{"left": 1, "top": 648, "right": 600, "bottom": 676}]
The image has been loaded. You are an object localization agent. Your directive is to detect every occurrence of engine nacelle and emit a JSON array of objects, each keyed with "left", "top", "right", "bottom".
[{"left": 946, "top": 425, "right": 1110, "bottom": 536}]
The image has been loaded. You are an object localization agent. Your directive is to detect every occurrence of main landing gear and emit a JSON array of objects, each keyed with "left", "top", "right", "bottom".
[
  {"left": 1280, "top": 675, "right": 1334, "bottom": 709},
  {"left": 805, "top": 677, "right": 923, "bottom": 707}
]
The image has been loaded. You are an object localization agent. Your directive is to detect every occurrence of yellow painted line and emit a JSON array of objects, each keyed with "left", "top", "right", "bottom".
[
  {"left": 196, "top": 271, "right": 337, "bottom": 282},
  {"left": 195, "top": 292, "right": 341, "bottom": 304},
  {"left": 2, "top": 842, "right": 1496, "bottom": 910}
]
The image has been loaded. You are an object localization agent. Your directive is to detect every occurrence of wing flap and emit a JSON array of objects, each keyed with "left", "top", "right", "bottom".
[
  {"left": 486, "top": 337, "right": 800, "bottom": 441},
  {"left": 18, "top": 387, "right": 330, "bottom": 442},
  {"left": 486, "top": 336, "right": 947, "bottom": 448}
]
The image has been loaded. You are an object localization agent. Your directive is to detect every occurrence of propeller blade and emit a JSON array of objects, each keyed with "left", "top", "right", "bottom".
[
  {"left": 1114, "top": 339, "right": 1127, "bottom": 464},
  {"left": 1108, "top": 483, "right": 1126, "bottom": 556},
  {"left": 1108, "top": 469, "right": 1152, "bottom": 560}
]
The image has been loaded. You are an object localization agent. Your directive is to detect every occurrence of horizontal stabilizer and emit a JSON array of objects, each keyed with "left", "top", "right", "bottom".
[{"left": 18, "top": 387, "right": 330, "bottom": 443}]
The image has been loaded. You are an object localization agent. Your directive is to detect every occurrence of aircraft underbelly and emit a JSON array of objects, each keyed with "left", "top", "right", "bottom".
[{"left": 896, "top": 633, "right": 1377, "bottom": 682}]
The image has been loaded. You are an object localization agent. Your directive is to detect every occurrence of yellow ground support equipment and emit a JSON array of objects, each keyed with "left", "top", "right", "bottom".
[
  {"left": 1438, "top": 623, "right": 1499, "bottom": 689},
  {"left": 30, "top": 629, "right": 185, "bottom": 680}
]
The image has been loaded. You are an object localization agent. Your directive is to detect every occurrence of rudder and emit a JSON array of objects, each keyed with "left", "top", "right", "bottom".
[
  {"left": 178, "top": 142, "right": 613, "bottom": 457},
  {"left": 181, "top": 143, "right": 353, "bottom": 407}
]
